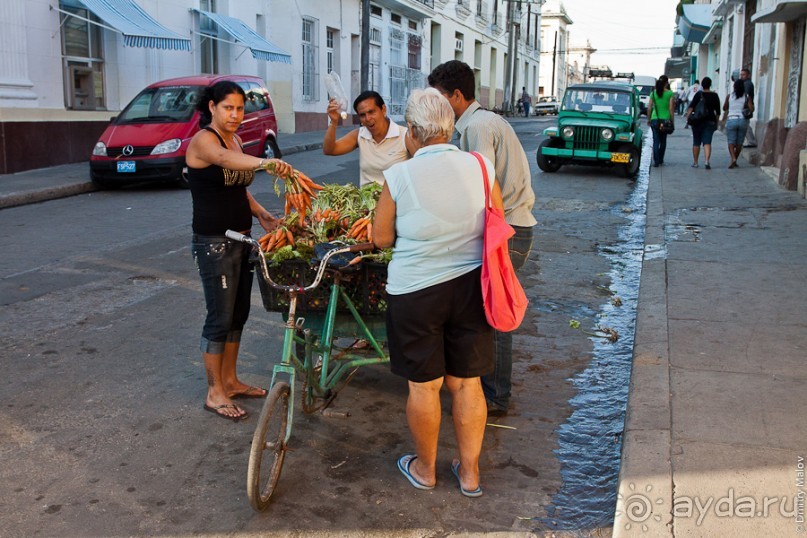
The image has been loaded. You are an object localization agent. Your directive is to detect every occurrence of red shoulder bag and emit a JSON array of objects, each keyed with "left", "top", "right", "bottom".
[{"left": 471, "top": 152, "right": 528, "bottom": 332}]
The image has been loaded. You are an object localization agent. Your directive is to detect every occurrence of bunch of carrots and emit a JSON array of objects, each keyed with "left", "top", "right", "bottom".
[
  {"left": 257, "top": 226, "right": 297, "bottom": 253},
  {"left": 282, "top": 172, "right": 325, "bottom": 226},
  {"left": 257, "top": 181, "right": 386, "bottom": 262},
  {"left": 346, "top": 216, "right": 372, "bottom": 242}
]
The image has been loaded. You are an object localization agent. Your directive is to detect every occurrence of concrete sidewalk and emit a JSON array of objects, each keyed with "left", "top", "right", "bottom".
[
  {"left": 614, "top": 128, "right": 807, "bottom": 536},
  {"left": 0, "top": 126, "right": 352, "bottom": 210}
]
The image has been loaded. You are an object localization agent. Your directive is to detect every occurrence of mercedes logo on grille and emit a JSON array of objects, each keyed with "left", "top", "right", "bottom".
[{"left": 122, "top": 145, "right": 134, "bottom": 156}]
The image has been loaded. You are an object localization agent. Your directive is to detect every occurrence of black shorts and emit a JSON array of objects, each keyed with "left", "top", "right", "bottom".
[{"left": 386, "top": 267, "right": 494, "bottom": 383}]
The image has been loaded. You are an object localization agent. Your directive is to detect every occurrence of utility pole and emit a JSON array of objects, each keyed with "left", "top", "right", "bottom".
[
  {"left": 360, "top": 0, "right": 370, "bottom": 91},
  {"left": 510, "top": 21, "right": 520, "bottom": 111},
  {"left": 502, "top": 0, "right": 516, "bottom": 114},
  {"left": 550, "top": 30, "right": 557, "bottom": 97}
]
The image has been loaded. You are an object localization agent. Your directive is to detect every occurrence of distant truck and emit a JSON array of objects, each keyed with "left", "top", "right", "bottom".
[{"left": 632, "top": 75, "right": 656, "bottom": 116}]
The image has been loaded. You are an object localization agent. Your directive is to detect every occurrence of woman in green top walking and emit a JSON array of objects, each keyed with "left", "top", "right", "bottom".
[{"left": 647, "top": 75, "right": 676, "bottom": 167}]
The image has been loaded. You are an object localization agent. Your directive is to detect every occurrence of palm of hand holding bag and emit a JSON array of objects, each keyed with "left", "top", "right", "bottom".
[{"left": 471, "top": 152, "right": 529, "bottom": 332}]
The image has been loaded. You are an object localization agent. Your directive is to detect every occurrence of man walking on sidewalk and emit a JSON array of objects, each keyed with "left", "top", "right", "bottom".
[
  {"left": 521, "top": 87, "right": 532, "bottom": 118},
  {"left": 428, "top": 60, "right": 537, "bottom": 417},
  {"left": 740, "top": 68, "right": 757, "bottom": 148}
]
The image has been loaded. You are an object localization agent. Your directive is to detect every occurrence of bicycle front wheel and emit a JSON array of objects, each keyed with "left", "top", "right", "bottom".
[{"left": 247, "top": 381, "right": 290, "bottom": 511}]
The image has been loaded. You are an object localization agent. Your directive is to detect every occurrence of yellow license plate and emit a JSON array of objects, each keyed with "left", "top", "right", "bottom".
[{"left": 611, "top": 153, "right": 630, "bottom": 163}]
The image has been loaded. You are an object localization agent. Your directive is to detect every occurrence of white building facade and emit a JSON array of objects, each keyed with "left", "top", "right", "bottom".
[
  {"left": 0, "top": 0, "right": 543, "bottom": 174},
  {"left": 538, "top": 0, "right": 572, "bottom": 99},
  {"left": 673, "top": 0, "right": 807, "bottom": 195}
]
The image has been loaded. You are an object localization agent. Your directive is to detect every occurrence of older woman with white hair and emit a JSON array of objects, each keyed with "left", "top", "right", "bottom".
[{"left": 373, "top": 88, "right": 504, "bottom": 498}]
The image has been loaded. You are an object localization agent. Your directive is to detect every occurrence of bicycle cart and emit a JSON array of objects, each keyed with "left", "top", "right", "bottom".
[{"left": 225, "top": 230, "right": 390, "bottom": 512}]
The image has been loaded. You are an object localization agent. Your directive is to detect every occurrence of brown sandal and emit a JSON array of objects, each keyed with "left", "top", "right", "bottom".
[{"left": 203, "top": 403, "right": 248, "bottom": 422}]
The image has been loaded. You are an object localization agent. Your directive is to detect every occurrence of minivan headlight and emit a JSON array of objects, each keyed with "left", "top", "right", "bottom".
[
  {"left": 151, "top": 138, "right": 182, "bottom": 155},
  {"left": 92, "top": 141, "right": 107, "bottom": 156},
  {"left": 601, "top": 128, "right": 614, "bottom": 141},
  {"left": 562, "top": 126, "right": 575, "bottom": 139}
]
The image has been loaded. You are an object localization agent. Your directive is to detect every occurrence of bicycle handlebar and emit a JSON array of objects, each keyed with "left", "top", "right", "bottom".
[
  {"left": 225, "top": 229, "right": 253, "bottom": 244},
  {"left": 226, "top": 230, "right": 373, "bottom": 294},
  {"left": 347, "top": 242, "right": 376, "bottom": 253}
]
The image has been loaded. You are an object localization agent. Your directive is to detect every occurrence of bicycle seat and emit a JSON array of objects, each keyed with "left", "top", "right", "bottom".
[{"left": 312, "top": 242, "right": 362, "bottom": 272}]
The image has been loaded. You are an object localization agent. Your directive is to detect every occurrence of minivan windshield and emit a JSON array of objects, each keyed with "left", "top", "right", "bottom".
[
  {"left": 117, "top": 85, "right": 204, "bottom": 124},
  {"left": 562, "top": 89, "right": 633, "bottom": 113},
  {"left": 635, "top": 85, "right": 653, "bottom": 97}
]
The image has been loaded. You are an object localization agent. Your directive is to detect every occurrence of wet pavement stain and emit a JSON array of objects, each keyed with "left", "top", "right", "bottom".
[{"left": 537, "top": 134, "right": 651, "bottom": 532}]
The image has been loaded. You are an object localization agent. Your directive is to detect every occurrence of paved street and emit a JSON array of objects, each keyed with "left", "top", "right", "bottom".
[
  {"left": 0, "top": 117, "right": 631, "bottom": 537},
  {"left": 2, "top": 117, "right": 805, "bottom": 537}
]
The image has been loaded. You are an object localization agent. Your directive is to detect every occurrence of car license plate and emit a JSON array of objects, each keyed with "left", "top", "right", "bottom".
[
  {"left": 611, "top": 153, "right": 630, "bottom": 164},
  {"left": 117, "top": 161, "right": 136, "bottom": 173}
]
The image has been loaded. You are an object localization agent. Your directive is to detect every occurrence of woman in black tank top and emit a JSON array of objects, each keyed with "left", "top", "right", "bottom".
[{"left": 186, "top": 80, "right": 293, "bottom": 422}]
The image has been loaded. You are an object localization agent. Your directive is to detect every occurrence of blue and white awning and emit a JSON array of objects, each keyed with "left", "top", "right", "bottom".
[
  {"left": 678, "top": 4, "right": 713, "bottom": 44},
  {"left": 196, "top": 10, "right": 291, "bottom": 64},
  {"left": 76, "top": 0, "right": 191, "bottom": 50}
]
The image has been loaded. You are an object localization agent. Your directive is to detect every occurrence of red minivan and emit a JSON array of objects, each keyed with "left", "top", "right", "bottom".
[{"left": 89, "top": 74, "right": 281, "bottom": 189}]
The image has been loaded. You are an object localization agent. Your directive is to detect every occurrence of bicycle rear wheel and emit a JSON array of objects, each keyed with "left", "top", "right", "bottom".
[{"left": 247, "top": 382, "right": 290, "bottom": 511}]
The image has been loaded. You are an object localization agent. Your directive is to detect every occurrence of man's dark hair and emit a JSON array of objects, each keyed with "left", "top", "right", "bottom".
[
  {"left": 428, "top": 60, "right": 475, "bottom": 100},
  {"left": 741, "top": 67, "right": 751, "bottom": 75},
  {"left": 694, "top": 79, "right": 700, "bottom": 84},
  {"left": 701, "top": 77, "right": 712, "bottom": 90},
  {"left": 353, "top": 91, "right": 385, "bottom": 112}
]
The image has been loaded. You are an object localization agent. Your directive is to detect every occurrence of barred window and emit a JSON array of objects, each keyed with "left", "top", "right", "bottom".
[{"left": 301, "top": 18, "right": 319, "bottom": 101}]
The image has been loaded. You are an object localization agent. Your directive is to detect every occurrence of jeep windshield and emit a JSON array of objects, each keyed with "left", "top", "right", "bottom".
[
  {"left": 116, "top": 85, "right": 204, "bottom": 124},
  {"left": 562, "top": 89, "right": 633, "bottom": 114}
]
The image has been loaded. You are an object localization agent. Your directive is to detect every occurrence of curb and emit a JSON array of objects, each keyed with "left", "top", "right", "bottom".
[
  {"left": 0, "top": 182, "right": 98, "bottom": 210},
  {"left": 0, "top": 141, "right": 325, "bottom": 210},
  {"left": 613, "top": 161, "right": 674, "bottom": 537},
  {"left": 282, "top": 142, "right": 324, "bottom": 156}
]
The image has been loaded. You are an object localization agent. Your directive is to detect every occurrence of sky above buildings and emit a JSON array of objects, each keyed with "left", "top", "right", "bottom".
[{"left": 562, "top": 0, "right": 680, "bottom": 78}]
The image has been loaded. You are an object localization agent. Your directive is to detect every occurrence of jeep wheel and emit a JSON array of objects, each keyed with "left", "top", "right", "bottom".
[
  {"left": 619, "top": 144, "right": 640, "bottom": 179},
  {"left": 537, "top": 139, "right": 562, "bottom": 173},
  {"left": 264, "top": 137, "right": 282, "bottom": 159}
]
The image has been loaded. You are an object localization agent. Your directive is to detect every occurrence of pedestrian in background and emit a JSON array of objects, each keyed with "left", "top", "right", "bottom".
[
  {"left": 428, "top": 60, "right": 536, "bottom": 417},
  {"left": 677, "top": 86, "right": 687, "bottom": 115},
  {"left": 722, "top": 78, "right": 753, "bottom": 169},
  {"left": 684, "top": 76, "right": 721, "bottom": 169},
  {"left": 740, "top": 68, "right": 757, "bottom": 148},
  {"left": 684, "top": 79, "right": 701, "bottom": 129},
  {"left": 373, "top": 88, "right": 497, "bottom": 497},
  {"left": 647, "top": 75, "right": 676, "bottom": 167},
  {"left": 521, "top": 87, "right": 532, "bottom": 117}
]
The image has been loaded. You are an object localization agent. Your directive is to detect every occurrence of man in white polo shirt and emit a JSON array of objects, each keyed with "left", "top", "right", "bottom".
[{"left": 323, "top": 90, "right": 410, "bottom": 185}]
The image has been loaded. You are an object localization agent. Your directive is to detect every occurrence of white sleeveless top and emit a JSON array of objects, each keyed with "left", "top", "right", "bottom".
[
  {"left": 727, "top": 93, "right": 746, "bottom": 119},
  {"left": 382, "top": 144, "right": 494, "bottom": 295}
]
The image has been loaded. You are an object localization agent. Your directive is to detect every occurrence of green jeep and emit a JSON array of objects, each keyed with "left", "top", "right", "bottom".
[{"left": 537, "top": 82, "right": 643, "bottom": 178}]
